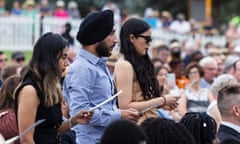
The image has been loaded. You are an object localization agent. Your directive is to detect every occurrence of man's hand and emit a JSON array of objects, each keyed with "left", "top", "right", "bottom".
[{"left": 73, "top": 110, "right": 94, "bottom": 125}]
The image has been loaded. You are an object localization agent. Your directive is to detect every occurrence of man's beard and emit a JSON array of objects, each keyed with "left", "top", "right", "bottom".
[{"left": 96, "top": 41, "right": 111, "bottom": 57}]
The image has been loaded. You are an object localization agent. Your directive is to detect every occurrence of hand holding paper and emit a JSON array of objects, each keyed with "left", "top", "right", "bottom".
[{"left": 138, "top": 103, "right": 160, "bottom": 116}]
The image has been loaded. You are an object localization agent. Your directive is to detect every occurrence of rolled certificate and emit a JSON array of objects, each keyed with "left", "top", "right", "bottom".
[
  {"left": 5, "top": 119, "right": 45, "bottom": 144},
  {"left": 138, "top": 103, "right": 160, "bottom": 116},
  {"left": 88, "top": 90, "right": 123, "bottom": 112}
]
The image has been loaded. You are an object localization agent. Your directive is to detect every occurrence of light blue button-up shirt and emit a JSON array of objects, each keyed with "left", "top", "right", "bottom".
[
  {"left": 200, "top": 78, "right": 212, "bottom": 88},
  {"left": 63, "top": 48, "right": 121, "bottom": 144}
]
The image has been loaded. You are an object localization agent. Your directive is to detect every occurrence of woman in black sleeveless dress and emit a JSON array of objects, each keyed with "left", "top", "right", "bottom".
[{"left": 15, "top": 33, "right": 93, "bottom": 144}]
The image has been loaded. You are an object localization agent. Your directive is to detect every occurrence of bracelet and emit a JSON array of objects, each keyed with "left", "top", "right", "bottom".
[
  {"left": 69, "top": 117, "right": 74, "bottom": 128},
  {"left": 162, "top": 96, "right": 166, "bottom": 106}
]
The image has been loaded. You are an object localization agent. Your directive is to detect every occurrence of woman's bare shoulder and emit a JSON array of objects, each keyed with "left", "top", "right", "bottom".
[{"left": 115, "top": 59, "right": 133, "bottom": 70}]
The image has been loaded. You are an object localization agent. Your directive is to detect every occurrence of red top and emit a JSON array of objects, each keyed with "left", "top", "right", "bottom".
[{"left": 0, "top": 109, "right": 19, "bottom": 143}]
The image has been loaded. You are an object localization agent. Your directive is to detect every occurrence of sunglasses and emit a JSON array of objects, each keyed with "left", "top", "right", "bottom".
[
  {"left": 0, "top": 58, "right": 7, "bottom": 63},
  {"left": 135, "top": 34, "right": 152, "bottom": 43},
  {"left": 16, "top": 57, "right": 25, "bottom": 62}
]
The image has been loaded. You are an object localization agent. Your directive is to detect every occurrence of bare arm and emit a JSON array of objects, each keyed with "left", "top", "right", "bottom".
[
  {"left": 208, "top": 90, "right": 215, "bottom": 103},
  {"left": 177, "top": 93, "right": 187, "bottom": 117},
  {"left": 17, "top": 85, "right": 39, "bottom": 144},
  {"left": 114, "top": 60, "right": 165, "bottom": 111}
]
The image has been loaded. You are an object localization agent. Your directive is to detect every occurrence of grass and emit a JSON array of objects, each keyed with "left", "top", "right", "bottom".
[{"left": 4, "top": 50, "right": 33, "bottom": 64}]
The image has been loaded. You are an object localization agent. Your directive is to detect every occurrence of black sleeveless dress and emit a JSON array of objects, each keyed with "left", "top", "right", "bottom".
[{"left": 15, "top": 72, "right": 62, "bottom": 144}]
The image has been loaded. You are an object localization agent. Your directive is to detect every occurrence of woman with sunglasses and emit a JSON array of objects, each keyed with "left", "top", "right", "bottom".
[{"left": 114, "top": 18, "right": 179, "bottom": 124}]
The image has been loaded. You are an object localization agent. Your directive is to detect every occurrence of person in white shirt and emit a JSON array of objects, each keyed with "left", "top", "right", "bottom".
[{"left": 169, "top": 13, "right": 190, "bottom": 34}]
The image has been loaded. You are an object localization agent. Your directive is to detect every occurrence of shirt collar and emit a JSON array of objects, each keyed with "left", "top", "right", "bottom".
[
  {"left": 222, "top": 121, "right": 240, "bottom": 133},
  {"left": 79, "top": 48, "right": 107, "bottom": 65}
]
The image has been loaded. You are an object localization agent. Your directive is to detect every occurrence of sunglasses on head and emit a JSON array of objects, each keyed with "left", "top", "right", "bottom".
[
  {"left": 16, "top": 57, "right": 25, "bottom": 62},
  {"left": 0, "top": 58, "right": 7, "bottom": 63},
  {"left": 135, "top": 34, "right": 152, "bottom": 43}
]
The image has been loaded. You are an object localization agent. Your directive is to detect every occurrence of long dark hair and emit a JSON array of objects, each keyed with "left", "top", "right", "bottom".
[
  {"left": 0, "top": 75, "right": 21, "bottom": 110},
  {"left": 23, "top": 32, "right": 67, "bottom": 107},
  {"left": 120, "top": 18, "right": 160, "bottom": 100}
]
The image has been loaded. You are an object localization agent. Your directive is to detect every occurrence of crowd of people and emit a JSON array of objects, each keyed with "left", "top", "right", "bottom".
[
  {"left": 1, "top": 1, "right": 240, "bottom": 144},
  {"left": 1, "top": 0, "right": 239, "bottom": 53},
  {"left": 0, "top": 0, "right": 80, "bottom": 19},
  {"left": 1, "top": 0, "right": 239, "bottom": 37}
]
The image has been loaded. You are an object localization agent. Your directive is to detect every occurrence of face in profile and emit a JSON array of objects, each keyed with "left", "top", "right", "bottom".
[
  {"left": 58, "top": 47, "right": 69, "bottom": 76},
  {"left": 96, "top": 41, "right": 111, "bottom": 57},
  {"left": 96, "top": 29, "right": 117, "bottom": 57},
  {"left": 131, "top": 29, "right": 152, "bottom": 56}
]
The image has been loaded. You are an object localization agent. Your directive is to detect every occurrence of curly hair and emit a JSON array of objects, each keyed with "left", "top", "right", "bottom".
[
  {"left": 141, "top": 118, "right": 195, "bottom": 144},
  {"left": 185, "top": 62, "right": 204, "bottom": 78},
  {"left": 180, "top": 112, "right": 217, "bottom": 144}
]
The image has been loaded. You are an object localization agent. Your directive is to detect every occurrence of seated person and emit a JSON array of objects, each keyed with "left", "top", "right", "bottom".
[
  {"left": 180, "top": 112, "right": 218, "bottom": 144},
  {"left": 140, "top": 117, "right": 194, "bottom": 144},
  {"left": 100, "top": 120, "right": 148, "bottom": 144}
]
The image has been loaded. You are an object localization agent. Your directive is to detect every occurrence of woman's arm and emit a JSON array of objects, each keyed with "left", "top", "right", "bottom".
[
  {"left": 114, "top": 61, "right": 165, "bottom": 111},
  {"left": 177, "top": 93, "right": 187, "bottom": 117},
  {"left": 17, "top": 85, "right": 39, "bottom": 144},
  {"left": 208, "top": 90, "right": 215, "bottom": 103}
]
